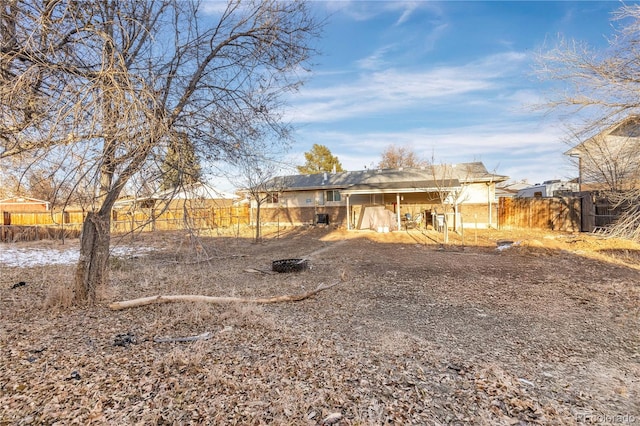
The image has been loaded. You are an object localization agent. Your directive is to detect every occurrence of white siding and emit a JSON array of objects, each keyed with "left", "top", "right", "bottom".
[
  {"left": 261, "top": 190, "right": 346, "bottom": 208},
  {"left": 455, "top": 183, "right": 493, "bottom": 204}
]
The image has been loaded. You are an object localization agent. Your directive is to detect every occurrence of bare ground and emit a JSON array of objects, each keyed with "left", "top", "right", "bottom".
[{"left": 1, "top": 226, "right": 639, "bottom": 425}]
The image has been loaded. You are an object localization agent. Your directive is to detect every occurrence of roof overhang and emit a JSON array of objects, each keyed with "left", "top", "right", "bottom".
[
  {"left": 341, "top": 179, "right": 461, "bottom": 195},
  {"left": 266, "top": 184, "right": 344, "bottom": 192},
  {"left": 564, "top": 145, "right": 582, "bottom": 156},
  {"left": 466, "top": 175, "right": 510, "bottom": 184}
]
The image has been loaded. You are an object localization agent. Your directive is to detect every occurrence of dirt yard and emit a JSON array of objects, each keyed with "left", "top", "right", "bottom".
[{"left": 1, "top": 226, "right": 639, "bottom": 425}]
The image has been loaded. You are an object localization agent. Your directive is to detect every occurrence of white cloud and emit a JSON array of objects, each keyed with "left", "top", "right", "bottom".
[
  {"left": 321, "top": 1, "right": 440, "bottom": 23},
  {"left": 356, "top": 45, "right": 395, "bottom": 70},
  {"left": 394, "top": 2, "right": 421, "bottom": 25},
  {"left": 288, "top": 51, "right": 529, "bottom": 124},
  {"left": 201, "top": 2, "right": 229, "bottom": 15},
  {"left": 280, "top": 2, "right": 613, "bottom": 185},
  {"left": 321, "top": 1, "right": 382, "bottom": 21},
  {"left": 290, "top": 119, "right": 570, "bottom": 183},
  {"left": 422, "top": 22, "right": 450, "bottom": 52}
]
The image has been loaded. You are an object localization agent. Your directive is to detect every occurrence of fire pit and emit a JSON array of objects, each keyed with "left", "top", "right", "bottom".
[{"left": 272, "top": 258, "right": 309, "bottom": 273}]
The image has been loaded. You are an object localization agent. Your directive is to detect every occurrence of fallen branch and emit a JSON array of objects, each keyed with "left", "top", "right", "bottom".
[
  {"left": 108, "top": 281, "right": 341, "bottom": 311},
  {"left": 153, "top": 331, "right": 213, "bottom": 343},
  {"left": 243, "top": 267, "right": 276, "bottom": 275}
]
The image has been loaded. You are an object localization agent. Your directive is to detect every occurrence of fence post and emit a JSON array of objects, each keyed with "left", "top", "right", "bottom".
[{"left": 61, "top": 210, "right": 65, "bottom": 244}]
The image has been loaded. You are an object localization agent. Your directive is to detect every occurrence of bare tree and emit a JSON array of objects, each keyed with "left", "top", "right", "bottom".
[
  {"left": 0, "top": 0, "right": 319, "bottom": 302},
  {"left": 427, "top": 162, "right": 471, "bottom": 243},
  {"left": 537, "top": 4, "right": 640, "bottom": 240},
  {"left": 27, "top": 168, "right": 57, "bottom": 204},
  {"left": 378, "top": 144, "right": 428, "bottom": 169},
  {"left": 605, "top": 189, "right": 640, "bottom": 241},
  {"left": 565, "top": 118, "right": 640, "bottom": 191},
  {"left": 233, "top": 141, "right": 283, "bottom": 242},
  {"left": 0, "top": 158, "right": 21, "bottom": 198}
]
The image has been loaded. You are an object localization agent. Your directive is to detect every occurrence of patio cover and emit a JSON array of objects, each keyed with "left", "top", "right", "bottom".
[{"left": 341, "top": 178, "right": 461, "bottom": 195}]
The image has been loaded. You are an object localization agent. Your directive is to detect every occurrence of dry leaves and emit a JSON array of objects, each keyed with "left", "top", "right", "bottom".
[{"left": 1, "top": 227, "right": 639, "bottom": 424}]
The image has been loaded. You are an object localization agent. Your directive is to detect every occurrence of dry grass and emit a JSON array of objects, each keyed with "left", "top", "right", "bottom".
[
  {"left": 42, "top": 282, "right": 74, "bottom": 310},
  {"left": 219, "top": 303, "right": 277, "bottom": 330},
  {"left": 1, "top": 226, "right": 639, "bottom": 424},
  {"left": 161, "top": 339, "right": 211, "bottom": 371}
]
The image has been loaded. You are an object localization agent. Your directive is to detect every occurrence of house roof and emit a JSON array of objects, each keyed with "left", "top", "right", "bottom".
[
  {"left": 0, "top": 196, "right": 50, "bottom": 205},
  {"left": 266, "top": 162, "right": 508, "bottom": 194},
  {"left": 565, "top": 115, "right": 640, "bottom": 156},
  {"left": 495, "top": 181, "right": 532, "bottom": 197},
  {"left": 114, "top": 182, "right": 237, "bottom": 206},
  {"left": 152, "top": 183, "right": 238, "bottom": 200}
]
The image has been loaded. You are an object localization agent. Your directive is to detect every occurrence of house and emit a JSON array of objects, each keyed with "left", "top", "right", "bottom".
[
  {"left": 254, "top": 162, "right": 508, "bottom": 231},
  {"left": 111, "top": 182, "right": 242, "bottom": 232},
  {"left": 0, "top": 196, "right": 51, "bottom": 226},
  {"left": 516, "top": 180, "right": 579, "bottom": 198},
  {"left": 495, "top": 181, "right": 533, "bottom": 198},
  {"left": 565, "top": 116, "right": 640, "bottom": 191},
  {"left": 0, "top": 196, "right": 50, "bottom": 212},
  {"left": 114, "top": 182, "right": 238, "bottom": 210}
]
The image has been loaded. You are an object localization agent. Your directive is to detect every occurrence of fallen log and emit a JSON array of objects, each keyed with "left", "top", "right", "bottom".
[{"left": 108, "top": 281, "right": 341, "bottom": 311}]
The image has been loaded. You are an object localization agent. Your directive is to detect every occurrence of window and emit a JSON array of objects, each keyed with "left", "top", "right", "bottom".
[
  {"left": 265, "top": 192, "right": 279, "bottom": 204},
  {"left": 326, "top": 190, "right": 341, "bottom": 202}
]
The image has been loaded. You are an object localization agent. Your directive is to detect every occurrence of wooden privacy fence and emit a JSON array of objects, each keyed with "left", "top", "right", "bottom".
[
  {"left": 111, "top": 205, "right": 250, "bottom": 233},
  {"left": 498, "top": 197, "right": 581, "bottom": 232},
  {"left": 0, "top": 224, "right": 83, "bottom": 243},
  {"left": 1, "top": 210, "right": 85, "bottom": 242},
  {"left": 0, "top": 205, "right": 250, "bottom": 242},
  {"left": 1, "top": 210, "right": 85, "bottom": 226}
]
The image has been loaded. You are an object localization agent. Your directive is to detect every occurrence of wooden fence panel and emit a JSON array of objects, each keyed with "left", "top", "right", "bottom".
[
  {"left": 1, "top": 205, "right": 250, "bottom": 242},
  {"left": 0, "top": 225, "right": 83, "bottom": 243},
  {"left": 498, "top": 197, "right": 581, "bottom": 232}
]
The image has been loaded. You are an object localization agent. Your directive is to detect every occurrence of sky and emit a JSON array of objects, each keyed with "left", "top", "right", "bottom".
[{"left": 280, "top": 1, "right": 632, "bottom": 185}]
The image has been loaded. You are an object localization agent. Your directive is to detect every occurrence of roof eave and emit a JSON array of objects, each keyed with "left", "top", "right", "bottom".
[
  {"left": 467, "top": 175, "right": 510, "bottom": 184},
  {"left": 275, "top": 184, "right": 344, "bottom": 192},
  {"left": 342, "top": 186, "right": 463, "bottom": 195}
]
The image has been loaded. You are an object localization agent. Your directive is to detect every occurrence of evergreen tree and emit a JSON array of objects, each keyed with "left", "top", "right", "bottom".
[
  {"left": 297, "top": 144, "right": 344, "bottom": 174},
  {"left": 161, "top": 133, "right": 202, "bottom": 190}
]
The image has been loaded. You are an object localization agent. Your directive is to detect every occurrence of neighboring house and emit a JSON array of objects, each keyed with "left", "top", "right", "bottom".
[
  {"left": 0, "top": 196, "right": 51, "bottom": 225},
  {"left": 111, "top": 182, "right": 241, "bottom": 231},
  {"left": 565, "top": 116, "right": 640, "bottom": 191},
  {"left": 0, "top": 196, "right": 50, "bottom": 212},
  {"left": 495, "top": 181, "right": 533, "bottom": 198},
  {"left": 516, "top": 180, "right": 579, "bottom": 198},
  {"left": 114, "top": 182, "right": 238, "bottom": 210},
  {"left": 254, "top": 162, "right": 508, "bottom": 230}
]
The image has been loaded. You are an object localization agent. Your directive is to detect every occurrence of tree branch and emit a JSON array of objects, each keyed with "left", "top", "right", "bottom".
[{"left": 108, "top": 281, "right": 341, "bottom": 311}]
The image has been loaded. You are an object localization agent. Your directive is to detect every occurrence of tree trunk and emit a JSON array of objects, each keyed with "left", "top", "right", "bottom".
[
  {"left": 255, "top": 202, "right": 262, "bottom": 242},
  {"left": 74, "top": 211, "right": 111, "bottom": 303}
]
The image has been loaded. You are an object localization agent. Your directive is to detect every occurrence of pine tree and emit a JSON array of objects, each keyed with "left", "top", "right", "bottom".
[
  {"left": 297, "top": 144, "right": 344, "bottom": 174},
  {"left": 161, "top": 133, "right": 202, "bottom": 190}
]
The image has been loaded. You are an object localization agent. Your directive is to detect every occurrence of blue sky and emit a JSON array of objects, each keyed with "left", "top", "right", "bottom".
[{"left": 282, "top": 1, "right": 630, "bottom": 184}]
